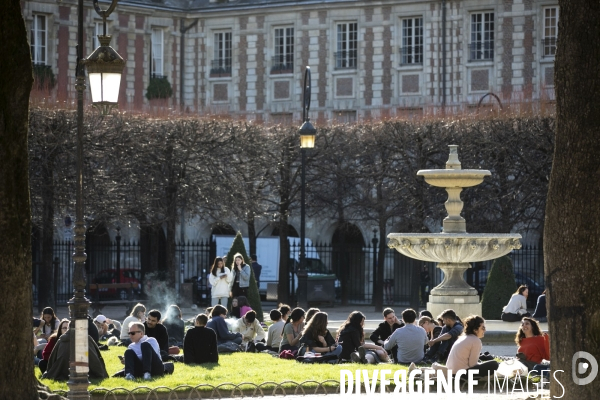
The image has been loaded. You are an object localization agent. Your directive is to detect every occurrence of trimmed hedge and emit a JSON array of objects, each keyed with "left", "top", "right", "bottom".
[
  {"left": 146, "top": 75, "right": 173, "bottom": 100},
  {"left": 225, "top": 232, "right": 264, "bottom": 322},
  {"left": 481, "top": 256, "right": 518, "bottom": 319}
]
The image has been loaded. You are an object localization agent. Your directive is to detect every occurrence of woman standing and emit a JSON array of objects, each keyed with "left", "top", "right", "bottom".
[
  {"left": 337, "top": 311, "right": 388, "bottom": 364},
  {"left": 279, "top": 307, "right": 305, "bottom": 353},
  {"left": 208, "top": 257, "right": 232, "bottom": 306},
  {"left": 299, "top": 312, "right": 342, "bottom": 357},
  {"left": 502, "top": 285, "right": 531, "bottom": 322},
  {"left": 424, "top": 315, "right": 499, "bottom": 376},
  {"left": 229, "top": 253, "right": 251, "bottom": 298}
]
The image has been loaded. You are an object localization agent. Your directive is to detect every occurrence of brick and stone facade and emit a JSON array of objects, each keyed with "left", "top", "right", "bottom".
[{"left": 23, "top": 0, "right": 558, "bottom": 120}]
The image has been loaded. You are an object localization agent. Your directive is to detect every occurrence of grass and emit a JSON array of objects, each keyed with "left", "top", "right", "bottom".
[{"left": 39, "top": 347, "right": 408, "bottom": 394}]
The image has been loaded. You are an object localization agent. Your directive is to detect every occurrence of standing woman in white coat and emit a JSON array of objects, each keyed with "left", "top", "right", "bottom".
[{"left": 209, "top": 257, "right": 232, "bottom": 306}]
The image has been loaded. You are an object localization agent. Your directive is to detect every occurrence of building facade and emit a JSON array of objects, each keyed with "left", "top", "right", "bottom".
[{"left": 24, "top": 0, "right": 558, "bottom": 120}]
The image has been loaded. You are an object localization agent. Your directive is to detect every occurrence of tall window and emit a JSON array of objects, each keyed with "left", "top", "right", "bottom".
[
  {"left": 30, "top": 14, "right": 47, "bottom": 65},
  {"left": 335, "top": 22, "right": 357, "bottom": 69},
  {"left": 543, "top": 7, "right": 558, "bottom": 57},
  {"left": 401, "top": 17, "right": 423, "bottom": 65},
  {"left": 212, "top": 31, "right": 232, "bottom": 76},
  {"left": 151, "top": 28, "right": 164, "bottom": 77},
  {"left": 272, "top": 27, "right": 294, "bottom": 73},
  {"left": 470, "top": 12, "right": 494, "bottom": 61},
  {"left": 93, "top": 21, "right": 103, "bottom": 50}
]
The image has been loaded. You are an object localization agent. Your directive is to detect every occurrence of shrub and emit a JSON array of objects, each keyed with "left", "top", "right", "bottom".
[
  {"left": 146, "top": 76, "right": 173, "bottom": 100},
  {"left": 481, "top": 256, "right": 518, "bottom": 319},
  {"left": 225, "top": 232, "right": 263, "bottom": 322}
]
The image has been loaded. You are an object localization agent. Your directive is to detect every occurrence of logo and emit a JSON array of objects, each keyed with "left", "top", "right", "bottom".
[{"left": 572, "top": 351, "right": 598, "bottom": 385}]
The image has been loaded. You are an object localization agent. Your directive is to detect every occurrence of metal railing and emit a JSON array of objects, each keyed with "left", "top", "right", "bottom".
[
  {"left": 398, "top": 46, "right": 423, "bottom": 66},
  {"left": 210, "top": 60, "right": 232, "bottom": 77},
  {"left": 271, "top": 56, "right": 294, "bottom": 74},
  {"left": 334, "top": 50, "right": 357, "bottom": 70}
]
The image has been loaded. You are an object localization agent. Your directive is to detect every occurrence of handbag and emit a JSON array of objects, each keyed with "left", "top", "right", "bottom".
[{"left": 497, "top": 359, "right": 528, "bottom": 378}]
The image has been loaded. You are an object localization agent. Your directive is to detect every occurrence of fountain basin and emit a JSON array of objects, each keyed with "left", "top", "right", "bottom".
[
  {"left": 387, "top": 233, "right": 522, "bottom": 263},
  {"left": 417, "top": 169, "right": 491, "bottom": 188}
]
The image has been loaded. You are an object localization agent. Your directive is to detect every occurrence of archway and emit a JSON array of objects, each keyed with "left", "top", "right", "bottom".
[
  {"left": 331, "top": 223, "right": 365, "bottom": 304},
  {"left": 85, "top": 222, "right": 111, "bottom": 282}
]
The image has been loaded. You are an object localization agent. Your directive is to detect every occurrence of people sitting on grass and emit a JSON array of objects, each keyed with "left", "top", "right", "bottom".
[
  {"left": 39, "top": 319, "right": 69, "bottom": 374},
  {"left": 236, "top": 296, "right": 252, "bottom": 317},
  {"left": 42, "top": 319, "right": 108, "bottom": 381},
  {"left": 36, "top": 307, "right": 59, "bottom": 343},
  {"left": 120, "top": 303, "right": 146, "bottom": 346},
  {"left": 384, "top": 308, "right": 428, "bottom": 364},
  {"left": 279, "top": 304, "right": 291, "bottom": 322},
  {"left": 410, "top": 315, "right": 499, "bottom": 377},
  {"left": 162, "top": 305, "right": 185, "bottom": 347},
  {"left": 298, "top": 311, "right": 342, "bottom": 358},
  {"left": 337, "top": 311, "right": 388, "bottom": 364},
  {"left": 123, "top": 322, "right": 165, "bottom": 381},
  {"left": 233, "top": 310, "right": 267, "bottom": 352},
  {"left": 370, "top": 307, "right": 404, "bottom": 361},
  {"left": 207, "top": 304, "right": 243, "bottom": 345},
  {"left": 279, "top": 307, "right": 305, "bottom": 353},
  {"left": 423, "top": 309, "right": 463, "bottom": 364},
  {"left": 145, "top": 309, "right": 170, "bottom": 358},
  {"left": 501, "top": 285, "right": 532, "bottom": 322},
  {"left": 230, "top": 297, "right": 241, "bottom": 318},
  {"left": 94, "top": 314, "right": 121, "bottom": 340},
  {"left": 515, "top": 317, "right": 550, "bottom": 376},
  {"left": 183, "top": 314, "right": 218, "bottom": 364},
  {"left": 305, "top": 307, "right": 321, "bottom": 323},
  {"left": 419, "top": 315, "right": 443, "bottom": 342},
  {"left": 266, "top": 309, "right": 285, "bottom": 352}
]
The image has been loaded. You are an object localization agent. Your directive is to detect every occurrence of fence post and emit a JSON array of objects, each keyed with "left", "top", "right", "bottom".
[
  {"left": 116, "top": 227, "right": 121, "bottom": 283},
  {"left": 53, "top": 257, "right": 60, "bottom": 308},
  {"left": 372, "top": 229, "right": 378, "bottom": 305}
]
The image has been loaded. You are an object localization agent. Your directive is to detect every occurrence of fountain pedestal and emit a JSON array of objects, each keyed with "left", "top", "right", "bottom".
[{"left": 427, "top": 262, "right": 481, "bottom": 317}]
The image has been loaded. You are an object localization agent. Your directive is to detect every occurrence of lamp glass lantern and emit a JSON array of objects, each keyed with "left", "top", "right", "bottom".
[
  {"left": 299, "top": 120, "right": 316, "bottom": 148},
  {"left": 83, "top": 35, "right": 126, "bottom": 114}
]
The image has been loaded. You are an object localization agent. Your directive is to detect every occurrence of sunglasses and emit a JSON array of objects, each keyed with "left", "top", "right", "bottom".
[{"left": 128, "top": 331, "right": 142, "bottom": 335}]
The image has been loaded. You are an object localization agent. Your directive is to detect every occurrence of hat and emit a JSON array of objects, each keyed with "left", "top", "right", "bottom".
[{"left": 94, "top": 315, "right": 107, "bottom": 324}]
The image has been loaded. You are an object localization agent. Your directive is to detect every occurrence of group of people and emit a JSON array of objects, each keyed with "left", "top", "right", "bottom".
[{"left": 208, "top": 253, "right": 261, "bottom": 307}]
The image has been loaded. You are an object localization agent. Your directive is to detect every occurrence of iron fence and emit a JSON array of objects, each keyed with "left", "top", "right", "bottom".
[{"left": 35, "top": 238, "right": 544, "bottom": 307}]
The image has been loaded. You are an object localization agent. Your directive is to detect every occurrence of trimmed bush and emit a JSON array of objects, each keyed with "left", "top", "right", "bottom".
[
  {"left": 481, "top": 256, "right": 518, "bottom": 319},
  {"left": 225, "top": 232, "right": 263, "bottom": 322},
  {"left": 32, "top": 64, "right": 56, "bottom": 91},
  {"left": 146, "top": 76, "right": 173, "bottom": 100}
]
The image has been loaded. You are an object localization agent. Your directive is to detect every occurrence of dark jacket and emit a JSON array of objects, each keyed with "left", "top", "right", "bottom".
[
  {"left": 87, "top": 315, "right": 99, "bottom": 344},
  {"left": 42, "top": 330, "right": 108, "bottom": 381},
  {"left": 369, "top": 321, "right": 404, "bottom": 344},
  {"left": 163, "top": 318, "right": 185, "bottom": 346},
  {"left": 144, "top": 322, "right": 169, "bottom": 353},
  {"left": 206, "top": 315, "right": 242, "bottom": 344},
  {"left": 183, "top": 326, "right": 219, "bottom": 364},
  {"left": 532, "top": 294, "right": 547, "bottom": 319},
  {"left": 338, "top": 325, "right": 363, "bottom": 360},
  {"left": 299, "top": 329, "right": 335, "bottom": 349}
]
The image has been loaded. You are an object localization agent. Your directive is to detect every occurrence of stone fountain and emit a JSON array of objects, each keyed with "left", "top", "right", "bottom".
[{"left": 387, "top": 145, "right": 522, "bottom": 318}]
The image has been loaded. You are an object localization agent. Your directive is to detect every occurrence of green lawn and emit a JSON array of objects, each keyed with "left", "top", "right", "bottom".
[{"left": 40, "top": 347, "right": 408, "bottom": 394}]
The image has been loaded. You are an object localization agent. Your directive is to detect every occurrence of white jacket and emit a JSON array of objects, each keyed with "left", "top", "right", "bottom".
[
  {"left": 503, "top": 293, "right": 528, "bottom": 314},
  {"left": 209, "top": 267, "right": 232, "bottom": 298}
]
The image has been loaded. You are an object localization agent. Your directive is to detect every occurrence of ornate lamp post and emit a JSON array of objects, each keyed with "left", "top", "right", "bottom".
[
  {"left": 297, "top": 67, "right": 316, "bottom": 309},
  {"left": 68, "top": 1, "right": 124, "bottom": 398}
]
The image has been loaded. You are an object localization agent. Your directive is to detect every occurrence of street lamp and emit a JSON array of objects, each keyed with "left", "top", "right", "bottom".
[
  {"left": 297, "top": 67, "right": 315, "bottom": 309},
  {"left": 69, "top": 0, "right": 124, "bottom": 398}
]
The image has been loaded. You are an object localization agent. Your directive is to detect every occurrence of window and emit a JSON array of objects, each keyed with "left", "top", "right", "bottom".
[
  {"left": 469, "top": 12, "right": 494, "bottom": 61},
  {"left": 151, "top": 28, "right": 164, "bottom": 77},
  {"left": 211, "top": 31, "right": 232, "bottom": 77},
  {"left": 272, "top": 27, "right": 294, "bottom": 74},
  {"left": 93, "top": 21, "right": 103, "bottom": 50},
  {"left": 400, "top": 17, "right": 423, "bottom": 65},
  {"left": 543, "top": 7, "right": 558, "bottom": 57},
  {"left": 335, "top": 23, "right": 357, "bottom": 69},
  {"left": 30, "top": 14, "right": 47, "bottom": 65}
]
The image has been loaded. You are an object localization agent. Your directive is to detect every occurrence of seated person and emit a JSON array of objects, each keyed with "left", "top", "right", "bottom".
[
  {"left": 94, "top": 315, "right": 121, "bottom": 340},
  {"left": 515, "top": 317, "right": 550, "bottom": 375},
  {"left": 234, "top": 310, "right": 267, "bottom": 352},
  {"left": 501, "top": 286, "right": 532, "bottom": 322},
  {"left": 120, "top": 303, "right": 146, "bottom": 346},
  {"left": 370, "top": 308, "right": 404, "bottom": 361},
  {"left": 39, "top": 319, "right": 69, "bottom": 374},
  {"left": 144, "top": 309, "right": 170, "bottom": 357},
  {"left": 412, "top": 315, "right": 499, "bottom": 377},
  {"left": 123, "top": 322, "right": 165, "bottom": 380},
  {"left": 42, "top": 324, "right": 108, "bottom": 381},
  {"left": 266, "top": 309, "right": 285, "bottom": 352},
  {"left": 207, "top": 305, "right": 243, "bottom": 345},
  {"left": 237, "top": 296, "right": 252, "bottom": 317},
  {"left": 337, "top": 311, "right": 388, "bottom": 364},
  {"left": 230, "top": 298, "right": 241, "bottom": 319},
  {"left": 162, "top": 305, "right": 185, "bottom": 347},
  {"left": 384, "top": 308, "right": 428, "bottom": 364},
  {"left": 298, "top": 311, "right": 342, "bottom": 357},
  {"left": 279, "top": 308, "right": 306, "bottom": 353},
  {"left": 419, "top": 316, "right": 443, "bottom": 342},
  {"left": 423, "top": 309, "right": 463, "bottom": 363},
  {"left": 183, "top": 314, "right": 218, "bottom": 364},
  {"left": 532, "top": 290, "right": 547, "bottom": 323}
]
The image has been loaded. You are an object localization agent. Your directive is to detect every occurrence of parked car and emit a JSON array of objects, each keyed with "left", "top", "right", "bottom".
[
  {"left": 472, "top": 269, "right": 543, "bottom": 308},
  {"left": 91, "top": 268, "right": 142, "bottom": 300}
]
